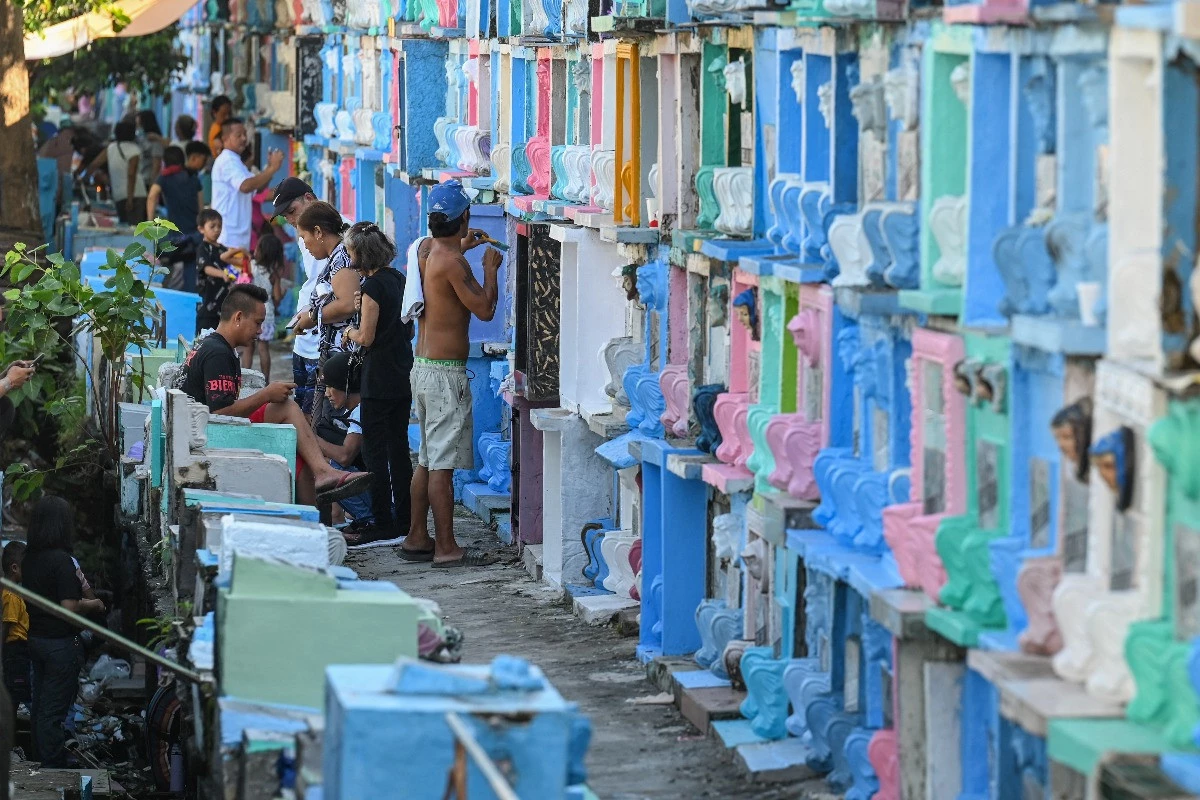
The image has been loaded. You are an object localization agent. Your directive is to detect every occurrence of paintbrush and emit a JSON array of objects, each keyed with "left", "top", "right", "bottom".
[{"left": 482, "top": 235, "right": 509, "bottom": 252}]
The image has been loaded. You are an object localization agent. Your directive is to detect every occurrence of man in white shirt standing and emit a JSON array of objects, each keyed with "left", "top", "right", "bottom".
[
  {"left": 271, "top": 177, "right": 323, "bottom": 414},
  {"left": 211, "top": 117, "right": 284, "bottom": 251}
]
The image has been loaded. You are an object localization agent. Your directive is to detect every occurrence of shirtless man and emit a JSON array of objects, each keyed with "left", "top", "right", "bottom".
[{"left": 401, "top": 180, "right": 502, "bottom": 568}]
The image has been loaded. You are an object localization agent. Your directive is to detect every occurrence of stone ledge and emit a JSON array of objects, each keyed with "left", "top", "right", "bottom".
[
  {"left": 572, "top": 592, "right": 638, "bottom": 626},
  {"left": 521, "top": 543, "right": 543, "bottom": 582},
  {"left": 735, "top": 738, "right": 818, "bottom": 784}
]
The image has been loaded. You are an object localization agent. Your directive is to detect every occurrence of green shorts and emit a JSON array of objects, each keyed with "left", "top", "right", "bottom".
[{"left": 411, "top": 358, "right": 474, "bottom": 471}]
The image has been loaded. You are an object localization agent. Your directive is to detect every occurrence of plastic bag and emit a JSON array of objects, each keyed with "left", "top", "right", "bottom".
[{"left": 89, "top": 655, "right": 132, "bottom": 682}]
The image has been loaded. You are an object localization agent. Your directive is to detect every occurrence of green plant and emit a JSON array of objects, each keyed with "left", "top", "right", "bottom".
[
  {"left": 0, "top": 218, "right": 178, "bottom": 499},
  {"left": 137, "top": 600, "right": 192, "bottom": 651}
]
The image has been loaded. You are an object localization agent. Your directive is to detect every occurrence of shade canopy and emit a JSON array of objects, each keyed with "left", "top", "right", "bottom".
[{"left": 25, "top": 0, "right": 197, "bottom": 61}]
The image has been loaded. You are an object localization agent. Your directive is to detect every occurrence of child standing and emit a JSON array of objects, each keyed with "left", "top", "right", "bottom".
[
  {"left": 344, "top": 222, "right": 413, "bottom": 545},
  {"left": 242, "top": 232, "right": 286, "bottom": 376},
  {"left": 195, "top": 208, "right": 238, "bottom": 336},
  {"left": 2, "top": 540, "right": 30, "bottom": 709}
]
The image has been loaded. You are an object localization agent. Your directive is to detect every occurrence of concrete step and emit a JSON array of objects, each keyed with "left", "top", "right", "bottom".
[
  {"left": 570, "top": 591, "right": 639, "bottom": 625},
  {"left": 734, "top": 738, "right": 818, "bottom": 783},
  {"left": 522, "top": 543, "right": 543, "bottom": 582},
  {"left": 461, "top": 482, "right": 511, "bottom": 525}
]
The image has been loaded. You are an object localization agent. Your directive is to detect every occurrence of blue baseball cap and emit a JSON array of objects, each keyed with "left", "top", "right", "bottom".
[{"left": 428, "top": 179, "right": 475, "bottom": 220}]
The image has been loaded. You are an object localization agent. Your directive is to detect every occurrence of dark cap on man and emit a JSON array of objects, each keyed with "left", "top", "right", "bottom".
[{"left": 272, "top": 177, "right": 314, "bottom": 212}]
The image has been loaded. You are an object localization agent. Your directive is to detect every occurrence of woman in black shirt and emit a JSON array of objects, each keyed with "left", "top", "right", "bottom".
[
  {"left": 23, "top": 496, "right": 105, "bottom": 766},
  {"left": 344, "top": 222, "right": 414, "bottom": 546}
]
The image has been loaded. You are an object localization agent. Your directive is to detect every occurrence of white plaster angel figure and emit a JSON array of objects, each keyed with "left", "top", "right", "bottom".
[
  {"left": 951, "top": 62, "right": 971, "bottom": 106},
  {"left": 790, "top": 59, "right": 805, "bottom": 106},
  {"left": 817, "top": 81, "right": 834, "bottom": 129},
  {"left": 724, "top": 58, "right": 748, "bottom": 107}
]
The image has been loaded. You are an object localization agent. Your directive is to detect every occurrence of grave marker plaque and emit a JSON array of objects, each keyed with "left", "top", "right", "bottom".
[
  {"left": 295, "top": 37, "right": 324, "bottom": 138},
  {"left": 1030, "top": 458, "right": 1052, "bottom": 550},
  {"left": 1110, "top": 513, "right": 1136, "bottom": 592},
  {"left": 1176, "top": 523, "right": 1200, "bottom": 639},
  {"left": 977, "top": 440, "right": 999, "bottom": 531},
  {"left": 1063, "top": 479, "right": 1089, "bottom": 573},
  {"left": 922, "top": 361, "right": 946, "bottom": 515}
]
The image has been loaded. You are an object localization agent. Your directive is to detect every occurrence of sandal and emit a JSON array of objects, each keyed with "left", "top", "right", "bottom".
[
  {"left": 432, "top": 547, "right": 501, "bottom": 569},
  {"left": 396, "top": 544, "right": 436, "bottom": 561},
  {"left": 316, "top": 471, "right": 374, "bottom": 504}
]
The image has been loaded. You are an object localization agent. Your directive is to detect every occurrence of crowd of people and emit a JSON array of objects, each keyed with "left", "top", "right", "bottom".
[
  {"left": 3, "top": 95, "right": 508, "bottom": 770},
  {"left": 179, "top": 174, "right": 502, "bottom": 567}
]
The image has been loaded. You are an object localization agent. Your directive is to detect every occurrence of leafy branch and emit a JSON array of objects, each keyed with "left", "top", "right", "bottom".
[{"left": 0, "top": 219, "right": 179, "bottom": 500}]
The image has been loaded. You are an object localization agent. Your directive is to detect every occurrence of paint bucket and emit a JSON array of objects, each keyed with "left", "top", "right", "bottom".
[{"left": 1077, "top": 282, "right": 1101, "bottom": 326}]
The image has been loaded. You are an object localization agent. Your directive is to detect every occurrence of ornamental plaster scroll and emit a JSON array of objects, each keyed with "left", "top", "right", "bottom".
[
  {"left": 884, "top": 57, "right": 919, "bottom": 131},
  {"left": 591, "top": 148, "right": 617, "bottom": 211},
  {"left": 454, "top": 127, "right": 492, "bottom": 175},
  {"left": 253, "top": 82, "right": 271, "bottom": 120},
  {"left": 646, "top": 162, "right": 660, "bottom": 200},
  {"left": 687, "top": 0, "right": 737, "bottom": 18},
  {"left": 530, "top": 0, "right": 552, "bottom": 41},
  {"left": 571, "top": 57, "right": 591, "bottom": 97},
  {"left": 602, "top": 337, "right": 642, "bottom": 407},
  {"left": 624, "top": 364, "right": 667, "bottom": 438},
  {"left": 818, "top": 82, "right": 834, "bottom": 129},
  {"left": 867, "top": 730, "right": 899, "bottom": 800},
  {"left": 551, "top": 146, "right": 570, "bottom": 201},
  {"left": 849, "top": 76, "right": 887, "bottom": 141},
  {"left": 267, "top": 91, "right": 295, "bottom": 128},
  {"left": 562, "top": 146, "right": 592, "bottom": 203},
  {"left": 371, "top": 112, "right": 393, "bottom": 152},
  {"left": 1109, "top": 251, "right": 1161, "bottom": 361},
  {"left": 490, "top": 143, "right": 512, "bottom": 193},
  {"left": 443, "top": 59, "right": 459, "bottom": 118},
  {"left": 799, "top": 184, "right": 833, "bottom": 263},
  {"left": 993, "top": 224, "right": 1054, "bottom": 318},
  {"left": 434, "top": 117, "right": 453, "bottom": 164},
  {"left": 929, "top": 195, "right": 967, "bottom": 287},
  {"left": 724, "top": 58, "right": 748, "bottom": 106},
  {"left": 600, "top": 530, "right": 639, "bottom": 598},
  {"left": 767, "top": 174, "right": 802, "bottom": 250},
  {"left": 359, "top": 49, "right": 380, "bottom": 110},
  {"left": 659, "top": 365, "right": 691, "bottom": 438},
  {"left": 790, "top": 59, "right": 805, "bottom": 106},
  {"left": 739, "top": 648, "right": 790, "bottom": 740},
  {"left": 694, "top": 384, "right": 726, "bottom": 456},
  {"left": 713, "top": 168, "right": 753, "bottom": 237},
  {"left": 315, "top": 103, "right": 338, "bottom": 138},
  {"left": 714, "top": 392, "right": 752, "bottom": 468},
  {"left": 477, "top": 433, "right": 512, "bottom": 493},
  {"left": 745, "top": 404, "right": 780, "bottom": 486},
  {"left": 828, "top": 213, "right": 873, "bottom": 288},
  {"left": 950, "top": 62, "right": 971, "bottom": 107},
  {"left": 566, "top": 0, "right": 588, "bottom": 34},
  {"left": 787, "top": 307, "right": 823, "bottom": 367},
  {"left": 1045, "top": 214, "right": 1101, "bottom": 318},
  {"left": 695, "top": 600, "right": 743, "bottom": 677},
  {"left": 766, "top": 415, "right": 822, "bottom": 499},
  {"left": 1017, "top": 556, "right": 1064, "bottom": 656},
  {"left": 1023, "top": 59, "right": 1056, "bottom": 156},
  {"left": 353, "top": 108, "right": 375, "bottom": 146},
  {"left": 301, "top": 0, "right": 325, "bottom": 26},
  {"left": 844, "top": 728, "right": 881, "bottom": 800}
]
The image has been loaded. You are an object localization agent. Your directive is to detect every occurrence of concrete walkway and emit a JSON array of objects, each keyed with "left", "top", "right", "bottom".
[
  {"left": 267, "top": 342, "right": 832, "bottom": 798},
  {"left": 346, "top": 508, "right": 834, "bottom": 799}
]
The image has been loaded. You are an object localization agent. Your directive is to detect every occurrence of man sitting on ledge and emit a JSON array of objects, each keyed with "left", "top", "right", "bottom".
[{"left": 181, "top": 283, "right": 374, "bottom": 506}]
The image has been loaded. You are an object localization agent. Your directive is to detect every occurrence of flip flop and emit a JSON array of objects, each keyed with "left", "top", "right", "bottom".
[
  {"left": 315, "top": 471, "right": 374, "bottom": 504},
  {"left": 432, "top": 546, "right": 500, "bottom": 569},
  {"left": 345, "top": 528, "right": 409, "bottom": 549},
  {"left": 396, "top": 544, "right": 436, "bottom": 561}
]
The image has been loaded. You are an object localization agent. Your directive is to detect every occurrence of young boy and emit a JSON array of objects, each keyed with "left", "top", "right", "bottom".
[
  {"left": 195, "top": 208, "right": 239, "bottom": 336},
  {"left": 2, "top": 540, "right": 31, "bottom": 709},
  {"left": 314, "top": 352, "right": 376, "bottom": 543}
]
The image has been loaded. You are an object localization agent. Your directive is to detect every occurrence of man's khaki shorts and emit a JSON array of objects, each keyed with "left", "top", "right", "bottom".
[{"left": 411, "top": 359, "right": 474, "bottom": 471}]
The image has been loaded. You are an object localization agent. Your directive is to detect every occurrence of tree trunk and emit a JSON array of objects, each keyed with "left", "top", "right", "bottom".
[{"left": 0, "top": 0, "right": 42, "bottom": 238}]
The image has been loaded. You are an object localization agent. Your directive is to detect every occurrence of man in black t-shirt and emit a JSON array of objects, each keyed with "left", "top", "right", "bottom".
[{"left": 181, "top": 284, "right": 373, "bottom": 506}]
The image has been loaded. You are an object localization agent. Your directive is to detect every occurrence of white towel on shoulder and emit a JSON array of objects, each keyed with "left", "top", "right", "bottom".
[{"left": 401, "top": 235, "right": 429, "bottom": 323}]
